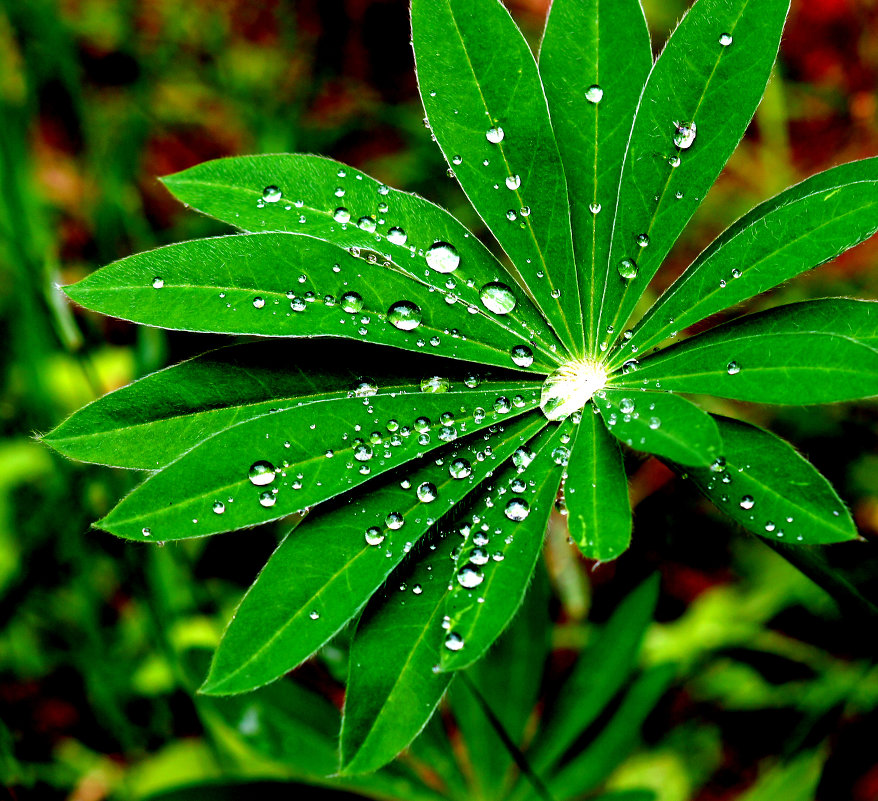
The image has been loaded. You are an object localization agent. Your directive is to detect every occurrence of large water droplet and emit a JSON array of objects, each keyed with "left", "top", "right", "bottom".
[
  {"left": 486, "top": 126, "right": 505, "bottom": 144},
  {"left": 719, "top": 32, "right": 733, "bottom": 46},
  {"left": 341, "top": 292, "right": 364, "bottom": 313},
  {"left": 457, "top": 565, "right": 484, "bottom": 588},
  {"left": 449, "top": 458, "right": 472, "bottom": 479},
  {"left": 386, "top": 512, "right": 405, "bottom": 530},
  {"left": 353, "top": 381, "right": 378, "bottom": 397},
  {"left": 417, "top": 482, "right": 438, "bottom": 502},
  {"left": 387, "top": 227, "right": 408, "bottom": 245},
  {"left": 365, "top": 527, "right": 385, "bottom": 546},
  {"left": 333, "top": 207, "right": 350, "bottom": 223},
  {"left": 358, "top": 216, "right": 377, "bottom": 233},
  {"left": 262, "top": 185, "right": 282, "bottom": 203},
  {"left": 421, "top": 376, "right": 450, "bottom": 393},
  {"left": 589, "top": 202, "right": 601, "bottom": 214},
  {"left": 504, "top": 498, "right": 530, "bottom": 521},
  {"left": 505, "top": 174, "right": 521, "bottom": 190},
  {"left": 388, "top": 300, "right": 422, "bottom": 331},
  {"left": 510, "top": 345, "right": 534, "bottom": 368},
  {"left": 249, "top": 461, "right": 276, "bottom": 486},
  {"left": 739, "top": 495, "right": 755, "bottom": 510},
  {"left": 213, "top": 501, "right": 225, "bottom": 514},
  {"left": 673, "top": 121, "right": 697, "bottom": 150},
  {"left": 585, "top": 84, "right": 604, "bottom": 103},
  {"left": 152, "top": 277, "right": 164, "bottom": 289},
  {"left": 353, "top": 441, "right": 374, "bottom": 461},
  {"left": 512, "top": 447, "right": 535, "bottom": 470},
  {"left": 479, "top": 282, "right": 517, "bottom": 315},
  {"left": 727, "top": 361, "right": 741, "bottom": 375},
  {"left": 444, "top": 631, "right": 464, "bottom": 651},
  {"left": 618, "top": 258, "right": 638, "bottom": 280},
  {"left": 425, "top": 242, "right": 460, "bottom": 273}
]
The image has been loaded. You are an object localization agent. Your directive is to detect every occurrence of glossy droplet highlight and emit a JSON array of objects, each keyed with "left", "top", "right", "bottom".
[
  {"left": 420, "top": 376, "right": 450, "bottom": 393},
  {"left": 673, "top": 121, "right": 697, "bottom": 150},
  {"left": 385, "top": 512, "right": 405, "bottom": 530},
  {"left": 479, "top": 282, "right": 517, "bottom": 315},
  {"left": 248, "top": 461, "right": 276, "bottom": 486},
  {"left": 387, "top": 300, "right": 422, "bottom": 331},
  {"left": 425, "top": 242, "right": 460, "bottom": 274}
]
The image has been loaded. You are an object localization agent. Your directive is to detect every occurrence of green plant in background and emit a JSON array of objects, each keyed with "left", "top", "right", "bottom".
[{"left": 42, "top": 0, "right": 878, "bottom": 782}]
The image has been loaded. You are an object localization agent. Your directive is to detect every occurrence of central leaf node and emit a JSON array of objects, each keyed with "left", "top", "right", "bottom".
[{"left": 540, "top": 360, "right": 608, "bottom": 421}]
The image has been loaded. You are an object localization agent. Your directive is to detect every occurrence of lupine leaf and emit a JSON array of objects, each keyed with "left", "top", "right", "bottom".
[
  {"left": 539, "top": 0, "right": 652, "bottom": 355},
  {"left": 623, "top": 158, "right": 878, "bottom": 360},
  {"left": 682, "top": 415, "right": 858, "bottom": 545},
  {"left": 613, "top": 299, "right": 878, "bottom": 404},
  {"left": 598, "top": 0, "right": 790, "bottom": 349},
  {"left": 161, "top": 154, "right": 564, "bottom": 359},
  {"left": 411, "top": 0, "right": 583, "bottom": 355},
  {"left": 598, "top": 388, "right": 722, "bottom": 467},
  {"left": 440, "top": 421, "right": 570, "bottom": 671},
  {"left": 65, "top": 233, "right": 560, "bottom": 373},
  {"left": 566, "top": 410, "right": 631, "bottom": 561},
  {"left": 200, "top": 413, "right": 546, "bottom": 695},
  {"left": 98, "top": 384, "right": 542, "bottom": 542},
  {"left": 339, "top": 530, "right": 458, "bottom": 775}
]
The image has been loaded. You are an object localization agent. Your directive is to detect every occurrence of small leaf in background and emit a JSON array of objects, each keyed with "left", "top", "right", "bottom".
[{"left": 683, "top": 416, "right": 858, "bottom": 545}]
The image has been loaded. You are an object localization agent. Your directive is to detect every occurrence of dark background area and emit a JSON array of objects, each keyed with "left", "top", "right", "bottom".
[{"left": 2, "top": 0, "right": 878, "bottom": 799}]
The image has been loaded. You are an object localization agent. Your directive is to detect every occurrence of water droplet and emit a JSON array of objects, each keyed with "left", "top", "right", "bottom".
[
  {"left": 417, "top": 482, "right": 438, "bottom": 502},
  {"left": 420, "top": 376, "right": 450, "bottom": 393},
  {"left": 479, "top": 282, "right": 517, "bottom": 315},
  {"left": 412, "top": 584, "right": 423, "bottom": 595},
  {"left": 494, "top": 396, "right": 511, "bottom": 414},
  {"left": 510, "top": 345, "right": 534, "bottom": 368},
  {"left": 719, "top": 32, "right": 733, "bottom": 46},
  {"left": 585, "top": 84, "right": 604, "bottom": 103},
  {"left": 259, "top": 490, "right": 276, "bottom": 507},
  {"left": 673, "top": 121, "right": 697, "bottom": 150},
  {"left": 649, "top": 416, "right": 661, "bottom": 430},
  {"left": 387, "top": 227, "right": 408, "bottom": 245},
  {"left": 486, "top": 126, "right": 505, "bottom": 144},
  {"left": 589, "top": 202, "right": 601, "bottom": 214},
  {"left": 353, "top": 381, "right": 377, "bottom": 397},
  {"left": 504, "top": 498, "right": 530, "bottom": 521},
  {"left": 765, "top": 521, "right": 776, "bottom": 532},
  {"left": 506, "top": 210, "right": 517, "bottom": 221},
  {"left": 252, "top": 297, "right": 265, "bottom": 309},
  {"left": 262, "top": 185, "right": 282, "bottom": 203},
  {"left": 449, "top": 458, "right": 472, "bottom": 479},
  {"left": 425, "top": 242, "right": 460, "bottom": 273},
  {"left": 152, "top": 277, "right": 164, "bottom": 289},
  {"left": 444, "top": 631, "right": 464, "bottom": 651},
  {"left": 414, "top": 416, "right": 431, "bottom": 432},
  {"left": 727, "top": 361, "right": 740, "bottom": 375},
  {"left": 618, "top": 258, "right": 638, "bottom": 280},
  {"left": 505, "top": 174, "right": 521, "bottom": 190},
  {"left": 636, "top": 233, "right": 650, "bottom": 248},
  {"left": 386, "top": 512, "right": 405, "bottom": 530},
  {"left": 552, "top": 446, "right": 570, "bottom": 465},
  {"left": 457, "top": 565, "right": 484, "bottom": 588},
  {"left": 141, "top": 527, "right": 151, "bottom": 537},
  {"left": 341, "top": 292, "right": 364, "bottom": 313},
  {"left": 619, "top": 397, "right": 635, "bottom": 414},
  {"left": 249, "top": 461, "right": 276, "bottom": 486},
  {"left": 464, "top": 374, "right": 481, "bottom": 388},
  {"left": 358, "top": 216, "right": 377, "bottom": 233},
  {"left": 365, "top": 527, "right": 385, "bottom": 546},
  {"left": 333, "top": 207, "right": 350, "bottom": 224},
  {"left": 513, "top": 447, "right": 535, "bottom": 469},
  {"left": 731, "top": 268, "right": 742, "bottom": 279},
  {"left": 213, "top": 501, "right": 225, "bottom": 514},
  {"left": 353, "top": 441, "right": 374, "bottom": 461},
  {"left": 739, "top": 495, "right": 755, "bottom": 510},
  {"left": 669, "top": 155, "right": 681, "bottom": 167},
  {"left": 621, "top": 358, "right": 639, "bottom": 374},
  {"left": 388, "top": 300, "right": 422, "bottom": 331},
  {"left": 309, "top": 610, "right": 320, "bottom": 620}
]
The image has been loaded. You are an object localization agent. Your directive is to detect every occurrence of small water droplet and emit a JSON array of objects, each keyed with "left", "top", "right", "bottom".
[
  {"left": 739, "top": 495, "right": 755, "bottom": 510},
  {"left": 636, "top": 233, "right": 650, "bottom": 248},
  {"left": 673, "top": 121, "right": 697, "bottom": 150},
  {"left": 341, "top": 292, "right": 364, "bottom": 313},
  {"left": 727, "top": 361, "right": 740, "bottom": 375},
  {"left": 425, "top": 242, "right": 460, "bottom": 273},
  {"left": 619, "top": 397, "right": 635, "bottom": 414},
  {"left": 388, "top": 300, "right": 422, "bottom": 331},
  {"left": 152, "top": 277, "right": 164, "bottom": 289},
  {"left": 585, "top": 85, "right": 603, "bottom": 103},
  {"left": 505, "top": 174, "right": 521, "bottom": 190},
  {"left": 258, "top": 490, "right": 276, "bottom": 507},
  {"left": 444, "top": 631, "right": 464, "bottom": 651},
  {"left": 249, "top": 461, "right": 276, "bottom": 486},
  {"left": 510, "top": 345, "right": 533, "bottom": 368},
  {"left": 262, "top": 185, "right": 282, "bottom": 203},
  {"left": 365, "top": 527, "right": 385, "bottom": 546},
  {"left": 353, "top": 381, "right": 377, "bottom": 398},
  {"left": 358, "top": 216, "right": 377, "bottom": 233},
  {"left": 731, "top": 268, "right": 742, "bottom": 279},
  {"left": 669, "top": 155, "right": 681, "bottom": 167},
  {"left": 618, "top": 258, "right": 638, "bottom": 280},
  {"left": 479, "top": 282, "right": 517, "bottom": 315},
  {"left": 589, "top": 202, "right": 601, "bottom": 214},
  {"left": 420, "top": 376, "right": 450, "bottom": 393},
  {"left": 212, "top": 501, "right": 225, "bottom": 514},
  {"left": 649, "top": 416, "right": 661, "bottom": 430},
  {"left": 141, "top": 527, "right": 151, "bottom": 537},
  {"left": 506, "top": 209, "right": 517, "bottom": 221},
  {"left": 387, "top": 226, "right": 408, "bottom": 246},
  {"left": 353, "top": 440, "right": 374, "bottom": 461},
  {"left": 719, "top": 32, "right": 733, "bottom": 46},
  {"left": 309, "top": 610, "right": 320, "bottom": 620},
  {"left": 486, "top": 126, "right": 505, "bottom": 144},
  {"left": 386, "top": 512, "right": 404, "bottom": 530},
  {"left": 252, "top": 297, "right": 265, "bottom": 309}
]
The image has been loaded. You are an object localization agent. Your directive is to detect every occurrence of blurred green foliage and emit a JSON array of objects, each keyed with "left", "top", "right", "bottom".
[{"left": 2, "top": 1, "right": 878, "bottom": 799}]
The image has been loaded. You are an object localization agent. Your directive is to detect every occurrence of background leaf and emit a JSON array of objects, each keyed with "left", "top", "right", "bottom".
[
  {"left": 614, "top": 299, "right": 878, "bottom": 404},
  {"left": 622, "top": 158, "right": 878, "bottom": 360},
  {"left": 598, "top": 0, "right": 790, "bottom": 350},
  {"left": 566, "top": 409, "right": 631, "bottom": 561},
  {"left": 539, "top": 0, "right": 652, "bottom": 355},
  {"left": 65, "top": 233, "right": 561, "bottom": 373},
  {"left": 682, "top": 416, "right": 858, "bottom": 544},
  {"left": 161, "top": 154, "right": 564, "bottom": 360},
  {"left": 412, "top": 0, "right": 583, "bottom": 355}
]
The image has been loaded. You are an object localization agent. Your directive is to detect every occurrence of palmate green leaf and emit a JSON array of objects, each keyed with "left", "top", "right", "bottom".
[
  {"left": 597, "top": 388, "right": 722, "bottom": 467},
  {"left": 160, "top": 154, "right": 564, "bottom": 360},
  {"left": 598, "top": 0, "right": 790, "bottom": 349},
  {"left": 440, "top": 421, "right": 571, "bottom": 671},
  {"left": 622, "top": 158, "right": 878, "bottom": 361},
  {"left": 539, "top": 0, "right": 652, "bottom": 355},
  {"left": 683, "top": 416, "right": 857, "bottom": 545},
  {"left": 339, "top": 529, "right": 458, "bottom": 776},
  {"left": 97, "top": 383, "right": 542, "bottom": 542},
  {"left": 43, "top": 341, "right": 479, "bottom": 470},
  {"left": 200, "top": 413, "right": 546, "bottom": 696},
  {"left": 527, "top": 575, "right": 659, "bottom": 776},
  {"left": 65, "top": 233, "right": 560, "bottom": 374},
  {"left": 566, "top": 410, "right": 631, "bottom": 562},
  {"left": 447, "top": 566, "right": 551, "bottom": 801},
  {"left": 613, "top": 299, "right": 878, "bottom": 404},
  {"left": 411, "top": 0, "right": 583, "bottom": 355}
]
